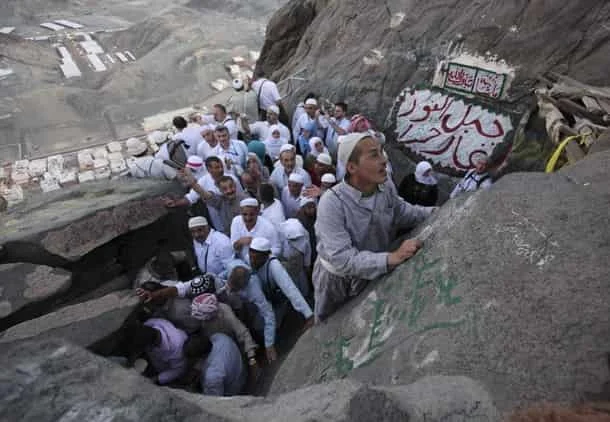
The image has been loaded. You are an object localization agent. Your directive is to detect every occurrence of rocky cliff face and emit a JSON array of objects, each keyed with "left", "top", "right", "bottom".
[
  {"left": 269, "top": 149, "right": 610, "bottom": 412},
  {"left": 257, "top": 0, "right": 610, "bottom": 129}
]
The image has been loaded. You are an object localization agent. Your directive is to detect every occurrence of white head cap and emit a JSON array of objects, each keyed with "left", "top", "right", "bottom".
[
  {"left": 280, "top": 219, "right": 306, "bottom": 240},
  {"left": 267, "top": 105, "right": 280, "bottom": 115},
  {"left": 186, "top": 155, "right": 204, "bottom": 169},
  {"left": 240, "top": 198, "right": 259, "bottom": 208},
  {"left": 288, "top": 172, "right": 305, "bottom": 184},
  {"left": 279, "top": 144, "right": 295, "bottom": 155},
  {"left": 299, "top": 196, "right": 316, "bottom": 208},
  {"left": 232, "top": 79, "right": 244, "bottom": 91},
  {"left": 250, "top": 237, "right": 271, "bottom": 252},
  {"left": 305, "top": 98, "right": 318, "bottom": 106},
  {"left": 316, "top": 153, "right": 332, "bottom": 166},
  {"left": 337, "top": 132, "right": 374, "bottom": 166},
  {"left": 147, "top": 131, "right": 169, "bottom": 145},
  {"left": 126, "top": 138, "right": 148, "bottom": 156},
  {"left": 321, "top": 173, "right": 337, "bottom": 184},
  {"left": 188, "top": 216, "right": 208, "bottom": 229}
]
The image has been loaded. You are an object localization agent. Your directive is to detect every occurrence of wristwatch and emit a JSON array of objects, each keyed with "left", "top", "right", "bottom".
[{"left": 248, "top": 357, "right": 257, "bottom": 366}]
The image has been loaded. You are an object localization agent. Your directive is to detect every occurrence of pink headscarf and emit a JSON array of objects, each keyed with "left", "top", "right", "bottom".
[{"left": 191, "top": 293, "right": 219, "bottom": 320}]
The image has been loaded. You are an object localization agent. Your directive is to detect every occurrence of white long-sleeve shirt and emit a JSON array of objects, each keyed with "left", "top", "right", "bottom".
[
  {"left": 280, "top": 186, "right": 302, "bottom": 219},
  {"left": 192, "top": 231, "right": 233, "bottom": 276},
  {"left": 261, "top": 199, "right": 286, "bottom": 226},
  {"left": 255, "top": 257, "right": 313, "bottom": 319},
  {"left": 251, "top": 78, "right": 282, "bottom": 111},
  {"left": 213, "top": 140, "right": 248, "bottom": 171},
  {"left": 230, "top": 215, "right": 281, "bottom": 263},
  {"left": 173, "top": 126, "right": 204, "bottom": 156}
]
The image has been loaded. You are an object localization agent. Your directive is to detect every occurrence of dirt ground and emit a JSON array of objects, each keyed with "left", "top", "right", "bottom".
[{"left": 0, "top": 0, "right": 284, "bottom": 161}]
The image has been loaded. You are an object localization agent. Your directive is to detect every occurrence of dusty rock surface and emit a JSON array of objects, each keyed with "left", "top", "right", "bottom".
[
  {"left": 270, "top": 150, "right": 610, "bottom": 412},
  {"left": 1, "top": 178, "right": 182, "bottom": 259},
  {"left": 0, "top": 177, "right": 191, "bottom": 333},
  {"left": 0, "top": 290, "right": 138, "bottom": 347},
  {"left": 0, "top": 338, "right": 498, "bottom": 422}
]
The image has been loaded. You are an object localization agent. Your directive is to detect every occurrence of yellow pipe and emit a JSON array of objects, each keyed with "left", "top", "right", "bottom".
[{"left": 545, "top": 135, "right": 585, "bottom": 173}]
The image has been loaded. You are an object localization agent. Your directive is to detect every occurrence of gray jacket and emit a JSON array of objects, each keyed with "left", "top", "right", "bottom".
[{"left": 315, "top": 180, "right": 434, "bottom": 280}]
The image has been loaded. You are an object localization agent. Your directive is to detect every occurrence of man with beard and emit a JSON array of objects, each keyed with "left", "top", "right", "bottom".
[
  {"left": 164, "top": 157, "right": 244, "bottom": 235},
  {"left": 269, "top": 145, "right": 311, "bottom": 191}
]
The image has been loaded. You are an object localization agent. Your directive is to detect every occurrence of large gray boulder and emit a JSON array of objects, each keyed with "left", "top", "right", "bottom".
[
  {"left": 0, "top": 178, "right": 183, "bottom": 260},
  {"left": 270, "top": 150, "right": 610, "bottom": 412},
  {"left": 0, "top": 338, "right": 225, "bottom": 422},
  {"left": 258, "top": 0, "right": 610, "bottom": 128},
  {"left": 0, "top": 338, "right": 498, "bottom": 422},
  {"left": 0, "top": 178, "right": 191, "bottom": 333},
  {"left": 176, "top": 375, "right": 497, "bottom": 422},
  {"left": 0, "top": 263, "right": 71, "bottom": 319},
  {"left": 0, "top": 290, "right": 138, "bottom": 348}
]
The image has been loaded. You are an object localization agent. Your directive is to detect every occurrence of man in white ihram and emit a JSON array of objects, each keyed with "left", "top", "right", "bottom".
[{"left": 313, "top": 132, "right": 436, "bottom": 321}]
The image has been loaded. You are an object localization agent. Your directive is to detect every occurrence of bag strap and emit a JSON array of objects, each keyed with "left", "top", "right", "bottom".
[{"left": 256, "top": 80, "right": 268, "bottom": 110}]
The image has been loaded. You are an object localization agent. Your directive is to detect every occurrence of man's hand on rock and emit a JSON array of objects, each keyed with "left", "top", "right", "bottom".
[
  {"left": 162, "top": 196, "right": 177, "bottom": 208},
  {"left": 136, "top": 288, "right": 154, "bottom": 303},
  {"left": 388, "top": 238, "right": 422, "bottom": 269}
]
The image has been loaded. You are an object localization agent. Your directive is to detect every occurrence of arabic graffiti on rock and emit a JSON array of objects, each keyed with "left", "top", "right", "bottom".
[
  {"left": 395, "top": 89, "right": 513, "bottom": 170},
  {"left": 317, "top": 252, "right": 477, "bottom": 382},
  {"left": 445, "top": 62, "right": 506, "bottom": 99},
  {"left": 445, "top": 64, "right": 477, "bottom": 92}
]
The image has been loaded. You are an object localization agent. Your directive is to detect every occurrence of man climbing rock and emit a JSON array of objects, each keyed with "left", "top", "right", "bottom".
[{"left": 313, "top": 133, "right": 435, "bottom": 321}]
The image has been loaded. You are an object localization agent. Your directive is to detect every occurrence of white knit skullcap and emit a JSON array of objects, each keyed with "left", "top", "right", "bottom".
[
  {"left": 299, "top": 196, "right": 316, "bottom": 208},
  {"left": 250, "top": 237, "right": 271, "bottom": 252},
  {"left": 240, "top": 198, "right": 259, "bottom": 208},
  {"left": 316, "top": 153, "right": 332, "bottom": 166},
  {"left": 267, "top": 105, "right": 280, "bottom": 115},
  {"left": 288, "top": 173, "right": 305, "bottom": 184},
  {"left": 321, "top": 173, "right": 336, "bottom": 184},
  {"left": 279, "top": 144, "right": 295, "bottom": 155},
  {"left": 305, "top": 98, "right": 318, "bottom": 106},
  {"left": 188, "top": 216, "right": 208, "bottom": 229},
  {"left": 337, "top": 132, "right": 375, "bottom": 166}
]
